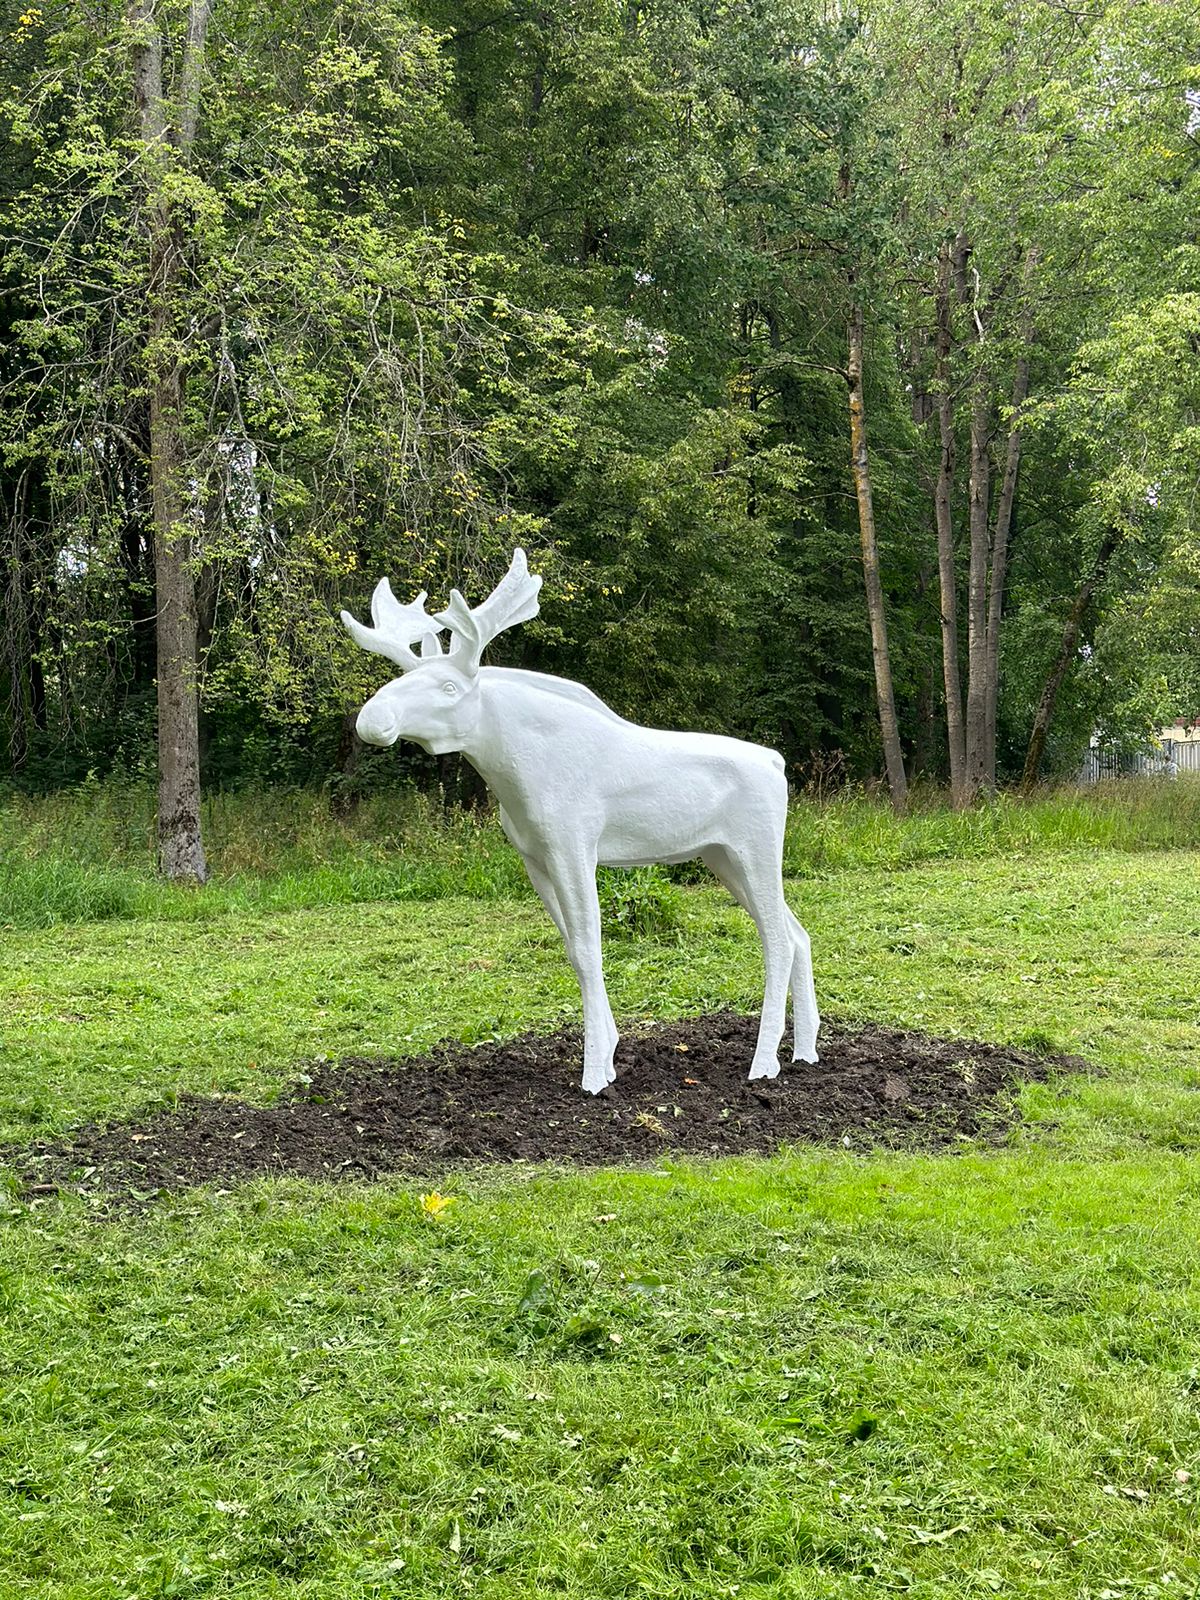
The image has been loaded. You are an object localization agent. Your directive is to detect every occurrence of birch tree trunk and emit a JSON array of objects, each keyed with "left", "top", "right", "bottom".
[
  {"left": 982, "top": 245, "right": 1039, "bottom": 790},
  {"left": 130, "top": 0, "right": 210, "bottom": 882},
  {"left": 963, "top": 372, "right": 991, "bottom": 799},
  {"left": 932, "top": 237, "right": 967, "bottom": 804},
  {"left": 848, "top": 296, "right": 908, "bottom": 812}
]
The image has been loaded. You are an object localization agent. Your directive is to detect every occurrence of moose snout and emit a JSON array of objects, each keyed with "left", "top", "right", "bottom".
[{"left": 355, "top": 702, "right": 399, "bottom": 747}]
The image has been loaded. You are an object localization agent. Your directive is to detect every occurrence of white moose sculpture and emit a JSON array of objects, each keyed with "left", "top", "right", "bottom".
[{"left": 342, "top": 550, "right": 819, "bottom": 1093}]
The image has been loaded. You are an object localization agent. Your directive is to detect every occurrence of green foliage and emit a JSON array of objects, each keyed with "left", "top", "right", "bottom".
[
  {"left": 596, "top": 866, "right": 684, "bottom": 941},
  {"left": 2, "top": 0, "right": 1199, "bottom": 792},
  {"left": 0, "top": 782, "right": 527, "bottom": 929},
  {"left": 782, "top": 781, "right": 1200, "bottom": 875}
]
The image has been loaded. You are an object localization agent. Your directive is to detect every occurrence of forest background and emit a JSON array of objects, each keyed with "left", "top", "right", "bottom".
[{"left": 2, "top": 0, "right": 1199, "bottom": 876}]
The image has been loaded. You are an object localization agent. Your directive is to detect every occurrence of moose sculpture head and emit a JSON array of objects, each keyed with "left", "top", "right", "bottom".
[
  {"left": 342, "top": 550, "right": 819, "bottom": 1093},
  {"left": 342, "top": 549, "right": 542, "bottom": 755}
]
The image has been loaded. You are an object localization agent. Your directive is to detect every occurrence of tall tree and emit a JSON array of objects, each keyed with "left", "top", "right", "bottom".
[
  {"left": 3, "top": 0, "right": 531, "bottom": 794},
  {"left": 129, "top": 0, "right": 211, "bottom": 880},
  {"left": 847, "top": 291, "right": 908, "bottom": 810},
  {"left": 982, "top": 244, "right": 1038, "bottom": 787},
  {"left": 826, "top": 13, "right": 909, "bottom": 808},
  {"left": 930, "top": 236, "right": 968, "bottom": 803}
]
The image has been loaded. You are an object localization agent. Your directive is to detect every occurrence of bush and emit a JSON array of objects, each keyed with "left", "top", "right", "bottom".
[{"left": 596, "top": 867, "right": 684, "bottom": 940}]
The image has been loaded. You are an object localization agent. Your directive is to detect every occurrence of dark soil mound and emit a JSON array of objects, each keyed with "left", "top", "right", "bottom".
[{"left": 20, "top": 1015, "right": 1083, "bottom": 1202}]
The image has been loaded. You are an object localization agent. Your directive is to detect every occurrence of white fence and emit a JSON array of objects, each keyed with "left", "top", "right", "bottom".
[{"left": 1080, "top": 738, "right": 1200, "bottom": 784}]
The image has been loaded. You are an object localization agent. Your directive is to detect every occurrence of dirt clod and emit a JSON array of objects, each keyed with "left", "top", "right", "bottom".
[{"left": 20, "top": 1014, "right": 1081, "bottom": 1201}]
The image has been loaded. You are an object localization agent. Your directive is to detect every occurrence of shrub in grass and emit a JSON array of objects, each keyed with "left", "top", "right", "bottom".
[
  {"left": 596, "top": 866, "right": 684, "bottom": 940},
  {"left": 0, "top": 858, "right": 142, "bottom": 929}
]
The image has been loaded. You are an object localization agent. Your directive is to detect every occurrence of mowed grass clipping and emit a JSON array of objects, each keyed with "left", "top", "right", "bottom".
[{"left": 2, "top": 802, "right": 1200, "bottom": 1596}]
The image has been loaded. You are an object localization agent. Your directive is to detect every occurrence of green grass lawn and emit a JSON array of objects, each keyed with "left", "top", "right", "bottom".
[{"left": 1, "top": 832, "right": 1199, "bottom": 1596}]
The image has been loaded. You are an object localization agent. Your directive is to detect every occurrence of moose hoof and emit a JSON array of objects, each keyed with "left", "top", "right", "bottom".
[
  {"left": 581, "top": 1063, "right": 615, "bottom": 1095},
  {"left": 747, "top": 1058, "right": 781, "bottom": 1081},
  {"left": 792, "top": 1042, "right": 819, "bottom": 1065}
]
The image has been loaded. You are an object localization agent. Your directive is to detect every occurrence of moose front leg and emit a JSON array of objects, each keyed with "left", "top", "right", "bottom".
[{"left": 533, "top": 851, "right": 618, "bottom": 1094}]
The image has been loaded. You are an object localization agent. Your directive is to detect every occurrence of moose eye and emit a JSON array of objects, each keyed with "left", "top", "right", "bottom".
[{"left": 441, "top": 681, "right": 459, "bottom": 697}]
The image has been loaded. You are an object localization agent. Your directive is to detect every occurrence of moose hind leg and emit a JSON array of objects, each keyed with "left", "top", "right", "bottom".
[
  {"left": 702, "top": 845, "right": 791, "bottom": 1081},
  {"left": 787, "top": 912, "right": 820, "bottom": 1063}
]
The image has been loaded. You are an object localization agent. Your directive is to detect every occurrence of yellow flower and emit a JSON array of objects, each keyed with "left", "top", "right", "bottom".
[{"left": 420, "top": 1191, "right": 455, "bottom": 1218}]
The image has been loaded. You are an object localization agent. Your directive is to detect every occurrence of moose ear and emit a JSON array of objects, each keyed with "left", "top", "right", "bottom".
[{"left": 419, "top": 630, "right": 444, "bottom": 659}]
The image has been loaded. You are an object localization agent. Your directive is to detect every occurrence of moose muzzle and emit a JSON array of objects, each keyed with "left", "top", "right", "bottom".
[{"left": 355, "top": 696, "right": 399, "bottom": 747}]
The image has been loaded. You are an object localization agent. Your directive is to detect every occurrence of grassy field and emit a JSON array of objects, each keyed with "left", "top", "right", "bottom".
[
  {"left": 1, "top": 786, "right": 1199, "bottom": 1597},
  {"left": 5, "top": 777, "right": 1200, "bottom": 929}
]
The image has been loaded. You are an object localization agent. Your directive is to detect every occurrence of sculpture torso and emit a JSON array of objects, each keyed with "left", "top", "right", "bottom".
[{"left": 462, "top": 668, "right": 787, "bottom": 870}]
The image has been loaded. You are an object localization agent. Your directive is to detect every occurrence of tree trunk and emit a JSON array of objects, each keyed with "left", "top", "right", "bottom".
[
  {"left": 981, "top": 412, "right": 1021, "bottom": 788},
  {"left": 982, "top": 245, "right": 1039, "bottom": 790},
  {"left": 330, "top": 708, "right": 364, "bottom": 817},
  {"left": 3, "top": 485, "right": 29, "bottom": 771},
  {"left": 150, "top": 360, "right": 207, "bottom": 880},
  {"left": 130, "top": 0, "right": 210, "bottom": 881},
  {"left": 932, "top": 238, "right": 967, "bottom": 804},
  {"left": 120, "top": 502, "right": 157, "bottom": 687},
  {"left": 848, "top": 297, "right": 908, "bottom": 812},
  {"left": 1021, "top": 529, "right": 1121, "bottom": 790},
  {"left": 963, "top": 374, "right": 991, "bottom": 799}
]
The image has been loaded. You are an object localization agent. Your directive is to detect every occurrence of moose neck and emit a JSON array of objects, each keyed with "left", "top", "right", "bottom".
[{"left": 456, "top": 668, "right": 605, "bottom": 815}]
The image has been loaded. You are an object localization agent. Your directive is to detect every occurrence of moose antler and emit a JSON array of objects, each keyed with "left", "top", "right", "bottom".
[
  {"left": 340, "top": 579, "right": 444, "bottom": 671},
  {"left": 435, "top": 548, "right": 542, "bottom": 674}
]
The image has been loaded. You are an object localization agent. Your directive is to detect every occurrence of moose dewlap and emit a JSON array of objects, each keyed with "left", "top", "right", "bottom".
[{"left": 341, "top": 549, "right": 819, "bottom": 1093}]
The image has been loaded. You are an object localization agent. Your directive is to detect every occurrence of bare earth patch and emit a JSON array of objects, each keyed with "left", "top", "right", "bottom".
[{"left": 20, "top": 1014, "right": 1083, "bottom": 1201}]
